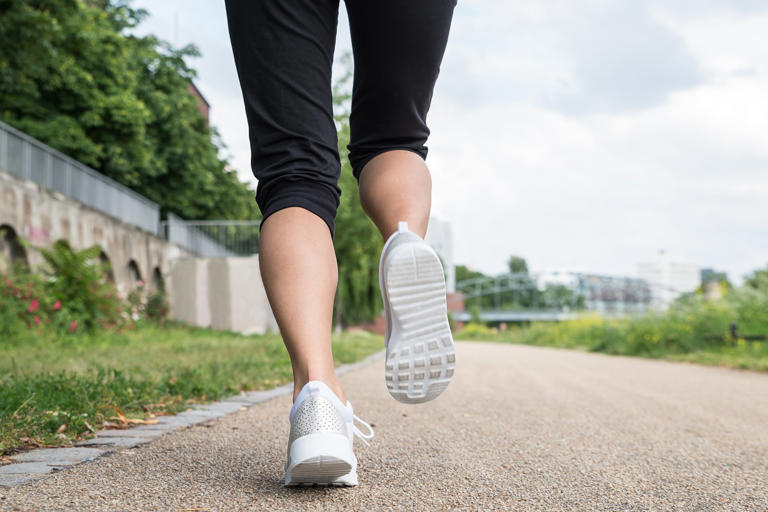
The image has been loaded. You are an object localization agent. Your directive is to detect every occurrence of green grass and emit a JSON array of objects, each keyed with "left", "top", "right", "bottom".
[
  {"left": 0, "top": 324, "right": 383, "bottom": 455},
  {"left": 455, "top": 310, "right": 768, "bottom": 372}
]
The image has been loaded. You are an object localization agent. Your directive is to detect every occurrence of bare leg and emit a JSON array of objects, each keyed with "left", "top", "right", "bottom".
[
  {"left": 259, "top": 207, "right": 345, "bottom": 403},
  {"left": 358, "top": 150, "right": 432, "bottom": 239},
  {"left": 259, "top": 151, "right": 429, "bottom": 403}
]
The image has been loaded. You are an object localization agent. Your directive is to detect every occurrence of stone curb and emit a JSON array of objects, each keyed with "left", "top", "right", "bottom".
[{"left": 0, "top": 349, "right": 385, "bottom": 488}]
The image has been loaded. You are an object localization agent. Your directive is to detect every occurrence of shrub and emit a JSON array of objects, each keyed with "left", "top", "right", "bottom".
[
  {"left": 145, "top": 291, "right": 170, "bottom": 323},
  {"left": 0, "top": 263, "right": 77, "bottom": 340},
  {"left": 1, "top": 240, "right": 172, "bottom": 340},
  {"left": 459, "top": 322, "right": 496, "bottom": 339},
  {"left": 39, "top": 240, "right": 123, "bottom": 333}
]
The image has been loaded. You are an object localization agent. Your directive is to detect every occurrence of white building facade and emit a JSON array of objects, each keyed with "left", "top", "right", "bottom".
[
  {"left": 425, "top": 217, "right": 455, "bottom": 293},
  {"left": 637, "top": 251, "right": 701, "bottom": 309}
]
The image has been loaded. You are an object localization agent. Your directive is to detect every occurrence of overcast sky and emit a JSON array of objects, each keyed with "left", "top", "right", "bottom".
[{"left": 131, "top": 0, "right": 768, "bottom": 284}]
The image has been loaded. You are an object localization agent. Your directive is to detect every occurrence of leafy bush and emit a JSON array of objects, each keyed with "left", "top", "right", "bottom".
[
  {"left": 39, "top": 240, "right": 123, "bottom": 333},
  {"left": 1, "top": 240, "right": 171, "bottom": 340},
  {"left": 145, "top": 291, "right": 170, "bottom": 323},
  {"left": 458, "top": 322, "right": 497, "bottom": 339},
  {"left": 0, "top": 263, "right": 80, "bottom": 340},
  {"left": 458, "top": 266, "right": 768, "bottom": 361}
]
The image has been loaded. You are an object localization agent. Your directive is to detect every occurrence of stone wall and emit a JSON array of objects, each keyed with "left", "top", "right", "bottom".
[
  {"left": 0, "top": 169, "right": 189, "bottom": 299},
  {"left": 170, "top": 256, "right": 272, "bottom": 335},
  {"left": 1, "top": 169, "right": 276, "bottom": 335}
]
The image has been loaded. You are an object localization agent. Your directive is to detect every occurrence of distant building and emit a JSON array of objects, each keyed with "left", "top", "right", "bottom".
[
  {"left": 700, "top": 268, "right": 729, "bottom": 302},
  {"left": 577, "top": 274, "right": 652, "bottom": 314},
  {"left": 637, "top": 251, "right": 700, "bottom": 309},
  {"left": 701, "top": 268, "right": 728, "bottom": 285},
  {"left": 187, "top": 82, "right": 210, "bottom": 125},
  {"left": 537, "top": 270, "right": 652, "bottom": 315},
  {"left": 425, "top": 217, "right": 455, "bottom": 293}
]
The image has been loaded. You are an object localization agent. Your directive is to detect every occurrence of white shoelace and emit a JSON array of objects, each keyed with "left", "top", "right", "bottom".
[{"left": 352, "top": 415, "right": 375, "bottom": 445}]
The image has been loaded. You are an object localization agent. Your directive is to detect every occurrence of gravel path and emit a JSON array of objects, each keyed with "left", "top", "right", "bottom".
[{"left": 2, "top": 342, "right": 767, "bottom": 511}]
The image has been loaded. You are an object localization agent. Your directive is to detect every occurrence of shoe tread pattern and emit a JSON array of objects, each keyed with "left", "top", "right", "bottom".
[{"left": 384, "top": 243, "right": 455, "bottom": 403}]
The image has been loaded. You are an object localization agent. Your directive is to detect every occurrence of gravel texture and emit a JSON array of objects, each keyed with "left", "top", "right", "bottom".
[{"left": 1, "top": 342, "right": 767, "bottom": 511}]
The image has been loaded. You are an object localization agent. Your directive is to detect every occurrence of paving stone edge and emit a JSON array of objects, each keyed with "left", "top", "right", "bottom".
[{"left": 0, "top": 349, "right": 385, "bottom": 489}]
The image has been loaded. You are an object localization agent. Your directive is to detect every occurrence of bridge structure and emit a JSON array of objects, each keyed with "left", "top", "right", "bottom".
[{"left": 453, "top": 271, "right": 672, "bottom": 323}]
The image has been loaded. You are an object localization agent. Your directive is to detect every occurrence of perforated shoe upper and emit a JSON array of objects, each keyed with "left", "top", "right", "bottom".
[
  {"left": 287, "top": 381, "right": 374, "bottom": 449},
  {"left": 288, "top": 394, "right": 347, "bottom": 445}
]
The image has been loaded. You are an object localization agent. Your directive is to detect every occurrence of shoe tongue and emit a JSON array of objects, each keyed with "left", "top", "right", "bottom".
[
  {"left": 299, "top": 380, "right": 332, "bottom": 402},
  {"left": 307, "top": 381, "right": 324, "bottom": 395},
  {"left": 290, "top": 381, "right": 349, "bottom": 422}
]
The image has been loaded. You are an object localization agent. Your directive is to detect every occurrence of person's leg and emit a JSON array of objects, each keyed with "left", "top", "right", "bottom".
[
  {"left": 345, "top": 0, "right": 456, "bottom": 240},
  {"left": 259, "top": 208, "right": 345, "bottom": 403},
  {"left": 358, "top": 150, "right": 432, "bottom": 239},
  {"left": 346, "top": 0, "right": 457, "bottom": 403},
  {"left": 225, "top": 0, "right": 345, "bottom": 402}
]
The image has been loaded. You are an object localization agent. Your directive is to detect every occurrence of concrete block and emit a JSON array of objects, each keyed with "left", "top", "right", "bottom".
[
  {"left": 174, "top": 410, "right": 225, "bottom": 423},
  {"left": 0, "top": 474, "right": 40, "bottom": 487},
  {"left": 0, "top": 462, "right": 53, "bottom": 475},
  {"left": 169, "top": 257, "right": 211, "bottom": 327},
  {"left": 130, "top": 423, "right": 181, "bottom": 434},
  {"left": 75, "top": 437, "right": 149, "bottom": 448},
  {"left": 208, "top": 256, "right": 270, "bottom": 335},
  {"left": 223, "top": 395, "right": 260, "bottom": 405},
  {"left": 153, "top": 415, "right": 198, "bottom": 427},
  {"left": 11, "top": 447, "right": 103, "bottom": 465},
  {"left": 195, "top": 402, "right": 246, "bottom": 415},
  {"left": 95, "top": 429, "right": 164, "bottom": 439}
]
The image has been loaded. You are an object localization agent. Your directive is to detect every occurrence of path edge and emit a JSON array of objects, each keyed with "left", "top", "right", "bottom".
[{"left": 0, "top": 349, "right": 385, "bottom": 489}]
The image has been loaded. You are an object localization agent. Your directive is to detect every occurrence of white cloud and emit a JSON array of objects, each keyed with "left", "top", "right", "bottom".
[{"left": 130, "top": 0, "right": 768, "bottom": 284}]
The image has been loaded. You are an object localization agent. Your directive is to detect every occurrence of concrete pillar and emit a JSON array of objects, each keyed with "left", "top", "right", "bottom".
[
  {"left": 208, "top": 257, "right": 270, "bottom": 335},
  {"left": 169, "top": 257, "right": 211, "bottom": 328},
  {"left": 169, "top": 255, "right": 273, "bottom": 335}
]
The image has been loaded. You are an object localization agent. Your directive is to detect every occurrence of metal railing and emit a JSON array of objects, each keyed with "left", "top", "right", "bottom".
[
  {"left": 161, "top": 215, "right": 260, "bottom": 257},
  {"left": 457, "top": 271, "right": 656, "bottom": 314},
  {"left": 0, "top": 120, "right": 159, "bottom": 234}
]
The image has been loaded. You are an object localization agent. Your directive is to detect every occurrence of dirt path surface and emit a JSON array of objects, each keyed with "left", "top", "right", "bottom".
[{"left": 2, "top": 342, "right": 767, "bottom": 511}]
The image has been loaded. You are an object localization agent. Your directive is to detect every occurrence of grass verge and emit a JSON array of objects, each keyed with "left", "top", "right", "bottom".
[
  {"left": 456, "top": 313, "right": 768, "bottom": 372},
  {"left": 0, "top": 324, "right": 383, "bottom": 456}
]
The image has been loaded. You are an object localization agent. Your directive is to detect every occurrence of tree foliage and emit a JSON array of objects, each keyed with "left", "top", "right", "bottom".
[
  {"left": 332, "top": 55, "right": 383, "bottom": 327},
  {"left": 0, "top": 0, "right": 259, "bottom": 220},
  {"left": 744, "top": 266, "right": 768, "bottom": 291},
  {"left": 507, "top": 255, "right": 528, "bottom": 274}
]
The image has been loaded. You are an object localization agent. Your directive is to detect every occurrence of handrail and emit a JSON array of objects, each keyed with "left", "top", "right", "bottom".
[{"left": 0, "top": 119, "right": 159, "bottom": 234}]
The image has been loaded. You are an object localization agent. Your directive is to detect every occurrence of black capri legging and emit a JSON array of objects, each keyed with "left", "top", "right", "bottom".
[{"left": 225, "top": 0, "right": 456, "bottom": 237}]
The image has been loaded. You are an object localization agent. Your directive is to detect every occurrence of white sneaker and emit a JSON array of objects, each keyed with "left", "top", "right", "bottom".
[
  {"left": 284, "top": 381, "right": 374, "bottom": 486},
  {"left": 379, "top": 221, "right": 456, "bottom": 404}
]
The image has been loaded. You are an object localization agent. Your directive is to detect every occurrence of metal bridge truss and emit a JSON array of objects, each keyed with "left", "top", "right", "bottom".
[{"left": 455, "top": 271, "right": 674, "bottom": 318}]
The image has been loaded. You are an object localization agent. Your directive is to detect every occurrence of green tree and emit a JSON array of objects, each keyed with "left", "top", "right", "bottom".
[
  {"left": 743, "top": 266, "right": 768, "bottom": 291},
  {"left": 507, "top": 255, "right": 529, "bottom": 274},
  {"left": 456, "top": 264, "right": 488, "bottom": 284},
  {"left": 0, "top": 0, "right": 259, "bottom": 221},
  {"left": 331, "top": 54, "right": 382, "bottom": 327}
]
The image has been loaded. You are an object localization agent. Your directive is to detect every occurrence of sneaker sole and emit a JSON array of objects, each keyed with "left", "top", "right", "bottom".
[
  {"left": 285, "top": 432, "right": 358, "bottom": 486},
  {"left": 286, "top": 456, "right": 356, "bottom": 486},
  {"left": 382, "top": 241, "right": 455, "bottom": 404}
]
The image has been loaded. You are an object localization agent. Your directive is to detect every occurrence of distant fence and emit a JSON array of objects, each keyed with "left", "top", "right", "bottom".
[
  {"left": 0, "top": 120, "right": 262, "bottom": 257},
  {"left": 161, "top": 215, "right": 260, "bottom": 258},
  {"left": 0, "top": 120, "right": 159, "bottom": 234}
]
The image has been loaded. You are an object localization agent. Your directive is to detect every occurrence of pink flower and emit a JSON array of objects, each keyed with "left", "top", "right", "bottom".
[
  {"left": 53, "top": 300, "right": 62, "bottom": 311},
  {"left": 69, "top": 320, "right": 78, "bottom": 333},
  {"left": 33, "top": 315, "right": 41, "bottom": 325},
  {"left": 28, "top": 299, "right": 39, "bottom": 313}
]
